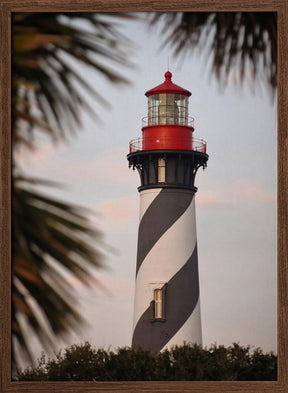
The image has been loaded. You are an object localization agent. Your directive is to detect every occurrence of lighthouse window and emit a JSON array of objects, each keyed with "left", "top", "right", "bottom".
[
  {"left": 147, "top": 93, "right": 189, "bottom": 126},
  {"left": 158, "top": 93, "right": 179, "bottom": 125},
  {"left": 154, "top": 289, "right": 163, "bottom": 319},
  {"left": 148, "top": 95, "right": 160, "bottom": 125},
  {"left": 150, "top": 284, "right": 167, "bottom": 321},
  {"left": 177, "top": 95, "right": 189, "bottom": 125},
  {"left": 158, "top": 158, "right": 166, "bottom": 182}
]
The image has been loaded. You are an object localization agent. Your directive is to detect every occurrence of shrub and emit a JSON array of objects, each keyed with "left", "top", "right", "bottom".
[{"left": 16, "top": 342, "right": 277, "bottom": 381}]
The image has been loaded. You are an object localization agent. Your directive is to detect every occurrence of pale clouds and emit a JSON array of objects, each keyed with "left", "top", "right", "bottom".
[
  {"left": 232, "top": 178, "right": 276, "bottom": 203},
  {"left": 16, "top": 141, "right": 275, "bottom": 211},
  {"left": 67, "top": 272, "right": 134, "bottom": 298},
  {"left": 81, "top": 147, "right": 134, "bottom": 184},
  {"left": 196, "top": 190, "right": 231, "bottom": 208},
  {"left": 93, "top": 179, "right": 274, "bottom": 227},
  {"left": 15, "top": 143, "right": 69, "bottom": 174},
  {"left": 54, "top": 146, "right": 133, "bottom": 184},
  {"left": 197, "top": 178, "right": 275, "bottom": 208},
  {"left": 16, "top": 142, "right": 136, "bottom": 186},
  {"left": 95, "top": 194, "right": 139, "bottom": 228},
  {"left": 95, "top": 272, "right": 134, "bottom": 297}
]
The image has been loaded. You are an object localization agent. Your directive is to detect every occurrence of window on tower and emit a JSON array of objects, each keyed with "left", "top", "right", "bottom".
[
  {"left": 150, "top": 284, "right": 167, "bottom": 321},
  {"left": 154, "top": 288, "right": 163, "bottom": 319},
  {"left": 158, "top": 158, "right": 166, "bottom": 182}
]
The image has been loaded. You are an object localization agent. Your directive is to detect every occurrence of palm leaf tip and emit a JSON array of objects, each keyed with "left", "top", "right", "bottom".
[
  {"left": 12, "top": 177, "right": 106, "bottom": 368},
  {"left": 12, "top": 12, "right": 134, "bottom": 147},
  {"left": 149, "top": 12, "right": 277, "bottom": 95}
]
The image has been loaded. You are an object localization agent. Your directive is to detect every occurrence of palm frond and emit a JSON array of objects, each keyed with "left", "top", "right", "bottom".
[
  {"left": 12, "top": 176, "right": 104, "bottom": 366},
  {"left": 149, "top": 12, "right": 277, "bottom": 95},
  {"left": 11, "top": 12, "right": 138, "bottom": 370},
  {"left": 12, "top": 12, "right": 135, "bottom": 149}
]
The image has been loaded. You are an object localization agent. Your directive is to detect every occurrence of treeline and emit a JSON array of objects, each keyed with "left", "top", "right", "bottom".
[{"left": 16, "top": 342, "right": 277, "bottom": 381}]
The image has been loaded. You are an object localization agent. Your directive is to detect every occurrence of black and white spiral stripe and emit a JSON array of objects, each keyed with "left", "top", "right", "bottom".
[{"left": 132, "top": 188, "right": 202, "bottom": 352}]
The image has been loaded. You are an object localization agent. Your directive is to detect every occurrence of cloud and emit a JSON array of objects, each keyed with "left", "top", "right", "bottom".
[
  {"left": 93, "top": 179, "right": 275, "bottom": 225},
  {"left": 95, "top": 194, "right": 139, "bottom": 227},
  {"left": 197, "top": 178, "right": 275, "bottom": 209},
  {"left": 60, "top": 269, "right": 134, "bottom": 298},
  {"left": 233, "top": 178, "right": 276, "bottom": 203},
  {"left": 15, "top": 143, "right": 69, "bottom": 173},
  {"left": 95, "top": 273, "right": 134, "bottom": 297},
  {"left": 16, "top": 142, "right": 275, "bottom": 210},
  {"left": 196, "top": 191, "right": 232, "bottom": 208},
  {"left": 16, "top": 143, "right": 137, "bottom": 187},
  {"left": 80, "top": 147, "right": 133, "bottom": 183},
  {"left": 52, "top": 146, "right": 132, "bottom": 184}
]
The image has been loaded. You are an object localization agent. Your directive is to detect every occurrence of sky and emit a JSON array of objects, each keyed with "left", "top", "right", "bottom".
[{"left": 16, "top": 13, "right": 277, "bottom": 367}]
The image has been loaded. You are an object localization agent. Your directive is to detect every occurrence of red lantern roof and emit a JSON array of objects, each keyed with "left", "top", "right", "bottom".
[{"left": 145, "top": 71, "right": 191, "bottom": 97}]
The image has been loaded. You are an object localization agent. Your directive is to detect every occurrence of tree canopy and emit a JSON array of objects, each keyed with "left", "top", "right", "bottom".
[{"left": 15, "top": 342, "right": 277, "bottom": 381}]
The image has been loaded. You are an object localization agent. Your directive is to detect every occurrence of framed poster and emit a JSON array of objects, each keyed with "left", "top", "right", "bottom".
[{"left": 1, "top": 1, "right": 287, "bottom": 392}]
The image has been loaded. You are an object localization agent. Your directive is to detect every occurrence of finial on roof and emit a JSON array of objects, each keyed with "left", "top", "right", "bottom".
[{"left": 165, "top": 71, "right": 172, "bottom": 80}]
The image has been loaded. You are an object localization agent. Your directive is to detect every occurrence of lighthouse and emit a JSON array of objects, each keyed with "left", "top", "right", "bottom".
[{"left": 127, "top": 71, "right": 208, "bottom": 352}]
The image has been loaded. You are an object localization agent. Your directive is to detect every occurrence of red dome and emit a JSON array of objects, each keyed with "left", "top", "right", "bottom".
[{"left": 145, "top": 71, "right": 191, "bottom": 97}]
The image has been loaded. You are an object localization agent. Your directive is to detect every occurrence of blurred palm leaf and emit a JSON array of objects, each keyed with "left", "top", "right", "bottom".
[
  {"left": 12, "top": 176, "right": 105, "bottom": 366},
  {"left": 12, "top": 12, "right": 135, "bottom": 368},
  {"left": 149, "top": 12, "right": 277, "bottom": 95},
  {"left": 12, "top": 12, "right": 135, "bottom": 149}
]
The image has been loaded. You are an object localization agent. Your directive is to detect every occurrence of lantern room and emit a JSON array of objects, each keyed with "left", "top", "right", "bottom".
[
  {"left": 145, "top": 71, "right": 191, "bottom": 126},
  {"left": 128, "top": 71, "right": 207, "bottom": 154},
  {"left": 141, "top": 71, "right": 195, "bottom": 150}
]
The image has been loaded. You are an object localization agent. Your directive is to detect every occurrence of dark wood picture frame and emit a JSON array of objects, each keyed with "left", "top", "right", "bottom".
[{"left": 1, "top": 1, "right": 287, "bottom": 392}]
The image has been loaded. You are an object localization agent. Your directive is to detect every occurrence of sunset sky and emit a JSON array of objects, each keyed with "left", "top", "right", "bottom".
[{"left": 16, "top": 13, "right": 277, "bottom": 367}]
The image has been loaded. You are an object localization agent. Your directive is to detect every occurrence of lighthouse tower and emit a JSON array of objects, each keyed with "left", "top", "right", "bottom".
[{"left": 127, "top": 71, "right": 208, "bottom": 353}]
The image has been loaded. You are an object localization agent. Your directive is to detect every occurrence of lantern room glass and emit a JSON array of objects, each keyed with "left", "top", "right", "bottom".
[{"left": 148, "top": 94, "right": 188, "bottom": 126}]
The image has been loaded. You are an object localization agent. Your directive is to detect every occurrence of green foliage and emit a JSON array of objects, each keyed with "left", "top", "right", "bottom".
[{"left": 16, "top": 342, "right": 277, "bottom": 381}]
